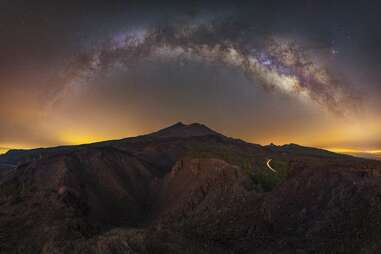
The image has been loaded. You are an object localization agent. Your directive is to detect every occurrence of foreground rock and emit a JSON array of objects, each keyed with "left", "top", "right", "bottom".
[{"left": 1, "top": 123, "right": 381, "bottom": 253}]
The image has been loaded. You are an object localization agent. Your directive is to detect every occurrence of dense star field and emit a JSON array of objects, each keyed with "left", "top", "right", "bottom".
[{"left": 0, "top": 0, "right": 381, "bottom": 159}]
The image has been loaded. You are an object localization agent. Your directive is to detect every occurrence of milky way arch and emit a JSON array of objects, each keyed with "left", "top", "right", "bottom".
[{"left": 57, "top": 19, "right": 361, "bottom": 115}]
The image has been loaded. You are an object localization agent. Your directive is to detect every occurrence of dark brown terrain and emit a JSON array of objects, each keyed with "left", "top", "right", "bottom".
[{"left": 1, "top": 122, "right": 381, "bottom": 253}]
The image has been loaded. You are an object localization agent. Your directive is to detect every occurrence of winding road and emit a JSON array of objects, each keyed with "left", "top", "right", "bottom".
[{"left": 266, "top": 159, "right": 277, "bottom": 173}]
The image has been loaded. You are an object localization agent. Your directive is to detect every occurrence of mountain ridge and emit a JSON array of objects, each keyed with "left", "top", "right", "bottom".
[
  {"left": 0, "top": 122, "right": 358, "bottom": 168},
  {"left": 1, "top": 122, "right": 381, "bottom": 253}
]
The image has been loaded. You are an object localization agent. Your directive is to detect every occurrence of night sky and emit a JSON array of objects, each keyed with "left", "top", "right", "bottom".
[{"left": 1, "top": 0, "right": 381, "bottom": 159}]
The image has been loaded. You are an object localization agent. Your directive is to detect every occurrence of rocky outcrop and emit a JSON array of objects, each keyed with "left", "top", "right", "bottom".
[{"left": 1, "top": 123, "right": 381, "bottom": 253}]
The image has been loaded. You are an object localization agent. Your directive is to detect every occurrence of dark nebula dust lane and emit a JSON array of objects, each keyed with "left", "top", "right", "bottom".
[{"left": 59, "top": 18, "right": 361, "bottom": 115}]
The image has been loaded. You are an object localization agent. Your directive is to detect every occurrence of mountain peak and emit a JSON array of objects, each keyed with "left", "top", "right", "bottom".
[
  {"left": 149, "top": 122, "right": 221, "bottom": 139},
  {"left": 171, "top": 121, "right": 186, "bottom": 127}
]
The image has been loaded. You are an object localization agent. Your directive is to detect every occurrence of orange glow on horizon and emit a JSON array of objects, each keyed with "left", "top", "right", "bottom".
[
  {"left": 326, "top": 148, "right": 381, "bottom": 154},
  {"left": 0, "top": 143, "right": 35, "bottom": 154},
  {"left": 324, "top": 147, "right": 381, "bottom": 159},
  {"left": 2, "top": 137, "right": 380, "bottom": 161},
  {"left": 59, "top": 134, "right": 107, "bottom": 145},
  {"left": 0, "top": 147, "right": 9, "bottom": 155}
]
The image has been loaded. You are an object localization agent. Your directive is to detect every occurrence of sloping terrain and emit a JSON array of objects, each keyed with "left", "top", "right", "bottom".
[{"left": 1, "top": 122, "right": 381, "bottom": 253}]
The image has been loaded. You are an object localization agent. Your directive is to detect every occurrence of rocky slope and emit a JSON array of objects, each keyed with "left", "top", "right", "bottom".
[{"left": 1, "top": 122, "right": 381, "bottom": 253}]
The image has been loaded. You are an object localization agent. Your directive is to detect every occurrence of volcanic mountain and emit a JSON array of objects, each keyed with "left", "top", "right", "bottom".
[{"left": 1, "top": 122, "right": 381, "bottom": 253}]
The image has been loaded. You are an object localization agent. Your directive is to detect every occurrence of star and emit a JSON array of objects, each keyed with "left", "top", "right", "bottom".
[{"left": 331, "top": 48, "right": 339, "bottom": 55}]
